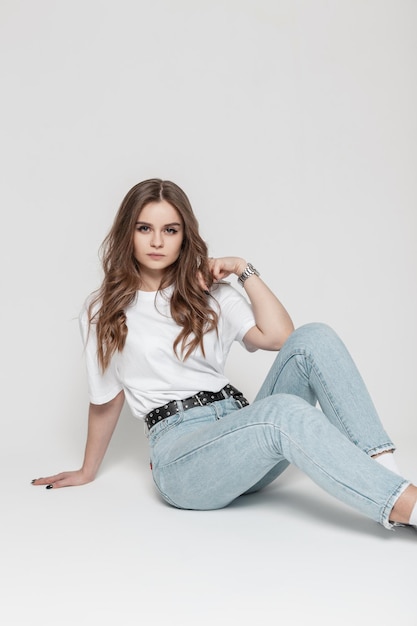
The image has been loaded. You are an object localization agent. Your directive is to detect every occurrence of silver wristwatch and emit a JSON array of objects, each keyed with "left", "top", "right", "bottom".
[{"left": 238, "top": 263, "right": 260, "bottom": 287}]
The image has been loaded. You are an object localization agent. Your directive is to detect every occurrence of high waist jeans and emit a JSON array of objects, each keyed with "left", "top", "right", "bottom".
[{"left": 148, "top": 323, "right": 409, "bottom": 528}]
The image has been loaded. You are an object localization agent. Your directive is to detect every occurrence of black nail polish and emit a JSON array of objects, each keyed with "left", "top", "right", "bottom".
[
  {"left": 31, "top": 479, "right": 36, "bottom": 484},
  {"left": 46, "top": 484, "right": 53, "bottom": 489}
]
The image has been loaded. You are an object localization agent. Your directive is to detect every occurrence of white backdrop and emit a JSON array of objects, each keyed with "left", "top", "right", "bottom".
[
  {"left": 1, "top": 0, "right": 415, "bottom": 443},
  {"left": 1, "top": 1, "right": 417, "bottom": 622}
]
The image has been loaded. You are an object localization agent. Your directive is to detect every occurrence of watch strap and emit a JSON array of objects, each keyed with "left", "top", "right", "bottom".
[{"left": 238, "top": 263, "right": 260, "bottom": 287}]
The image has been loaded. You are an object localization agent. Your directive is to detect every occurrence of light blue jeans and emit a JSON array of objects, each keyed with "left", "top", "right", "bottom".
[{"left": 148, "top": 323, "right": 409, "bottom": 529}]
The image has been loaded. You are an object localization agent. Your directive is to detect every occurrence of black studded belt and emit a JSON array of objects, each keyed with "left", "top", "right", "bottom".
[{"left": 144, "top": 384, "right": 249, "bottom": 430}]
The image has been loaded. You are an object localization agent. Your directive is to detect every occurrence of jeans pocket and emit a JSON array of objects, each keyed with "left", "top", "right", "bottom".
[{"left": 147, "top": 412, "right": 184, "bottom": 446}]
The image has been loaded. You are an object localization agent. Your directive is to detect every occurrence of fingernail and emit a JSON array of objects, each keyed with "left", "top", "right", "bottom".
[
  {"left": 31, "top": 479, "right": 36, "bottom": 484},
  {"left": 46, "top": 484, "right": 53, "bottom": 490}
]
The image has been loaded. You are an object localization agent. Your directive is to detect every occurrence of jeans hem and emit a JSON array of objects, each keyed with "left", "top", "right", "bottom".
[
  {"left": 381, "top": 480, "right": 411, "bottom": 530},
  {"left": 367, "top": 443, "right": 396, "bottom": 457}
]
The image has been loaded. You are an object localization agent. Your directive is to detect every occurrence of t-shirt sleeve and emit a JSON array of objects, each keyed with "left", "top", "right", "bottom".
[
  {"left": 213, "top": 283, "right": 256, "bottom": 351},
  {"left": 79, "top": 305, "right": 123, "bottom": 404}
]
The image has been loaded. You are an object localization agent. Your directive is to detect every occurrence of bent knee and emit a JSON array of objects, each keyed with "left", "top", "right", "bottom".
[{"left": 289, "top": 322, "right": 340, "bottom": 347}]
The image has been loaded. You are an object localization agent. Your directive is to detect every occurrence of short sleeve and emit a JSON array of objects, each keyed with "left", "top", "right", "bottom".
[
  {"left": 79, "top": 305, "right": 123, "bottom": 404},
  {"left": 211, "top": 283, "right": 256, "bottom": 351}
]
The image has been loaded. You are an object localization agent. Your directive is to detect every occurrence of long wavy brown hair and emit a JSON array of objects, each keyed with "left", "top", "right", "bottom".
[{"left": 88, "top": 179, "right": 218, "bottom": 371}]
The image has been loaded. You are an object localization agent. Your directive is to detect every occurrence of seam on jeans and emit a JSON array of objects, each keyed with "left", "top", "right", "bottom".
[
  {"left": 156, "top": 419, "right": 380, "bottom": 520},
  {"left": 264, "top": 349, "right": 309, "bottom": 386},
  {"left": 155, "top": 421, "right": 282, "bottom": 508},
  {"left": 155, "top": 420, "right": 404, "bottom": 525},
  {"left": 279, "top": 428, "right": 408, "bottom": 528},
  {"left": 155, "top": 419, "right": 399, "bottom": 523},
  {"left": 307, "top": 352, "right": 358, "bottom": 442},
  {"left": 271, "top": 348, "right": 357, "bottom": 443},
  {"left": 156, "top": 421, "right": 279, "bottom": 469},
  {"left": 279, "top": 429, "right": 380, "bottom": 502}
]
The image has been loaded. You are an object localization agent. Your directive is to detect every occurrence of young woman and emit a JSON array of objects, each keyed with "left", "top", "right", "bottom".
[{"left": 32, "top": 179, "right": 417, "bottom": 532}]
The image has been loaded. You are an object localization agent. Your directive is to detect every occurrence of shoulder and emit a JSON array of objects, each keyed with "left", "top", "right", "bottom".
[
  {"left": 209, "top": 281, "right": 241, "bottom": 302},
  {"left": 209, "top": 282, "right": 252, "bottom": 314}
]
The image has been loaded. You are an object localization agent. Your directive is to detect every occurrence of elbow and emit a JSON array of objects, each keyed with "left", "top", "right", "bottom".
[
  {"left": 275, "top": 322, "right": 295, "bottom": 350},
  {"left": 267, "top": 318, "right": 295, "bottom": 352}
]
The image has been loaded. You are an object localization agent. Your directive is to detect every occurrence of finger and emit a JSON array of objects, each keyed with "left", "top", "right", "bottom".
[
  {"left": 211, "top": 258, "right": 234, "bottom": 280},
  {"left": 212, "top": 265, "right": 231, "bottom": 281},
  {"left": 31, "top": 476, "right": 56, "bottom": 486},
  {"left": 209, "top": 259, "right": 222, "bottom": 281},
  {"left": 31, "top": 473, "right": 69, "bottom": 486},
  {"left": 44, "top": 477, "right": 77, "bottom": 489}
]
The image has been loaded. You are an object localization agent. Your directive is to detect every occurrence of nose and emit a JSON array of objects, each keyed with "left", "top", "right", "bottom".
[{"left": 151, "top": 231, "right": 163, "bottom": 248}]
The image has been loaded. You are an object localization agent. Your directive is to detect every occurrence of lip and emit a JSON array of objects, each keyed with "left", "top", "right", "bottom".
[{"left": 147, "top": 253, "right": 165, "bottom": 259}]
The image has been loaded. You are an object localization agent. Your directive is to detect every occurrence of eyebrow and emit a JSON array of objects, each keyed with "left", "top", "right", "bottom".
[{"left": 135, "top": 221, "right": 182, "bottom": 227}]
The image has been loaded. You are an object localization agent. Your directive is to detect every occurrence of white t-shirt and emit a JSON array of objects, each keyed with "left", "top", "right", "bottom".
[{"left": 79, "top": 283, "right": 256, "bottom": 420}]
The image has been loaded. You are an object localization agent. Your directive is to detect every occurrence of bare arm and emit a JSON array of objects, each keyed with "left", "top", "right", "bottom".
[
  {"left": 32, "top": 390, "right": 125, "bottom": 489},
  {"left": 207, "top": 257, "right": 294, "bottom": 351}
]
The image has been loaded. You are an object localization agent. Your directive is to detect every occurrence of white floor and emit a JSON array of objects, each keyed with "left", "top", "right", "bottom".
[{"left": 3, "top": 410, "right": 416, "bottom": 626}]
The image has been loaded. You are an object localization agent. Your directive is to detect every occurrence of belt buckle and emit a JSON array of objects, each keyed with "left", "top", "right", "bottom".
[{"left": 195, "top": 393, "right": 205, "bottom": 407}]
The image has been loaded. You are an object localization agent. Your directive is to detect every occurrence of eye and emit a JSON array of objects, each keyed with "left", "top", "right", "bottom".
[
  {"left": 165, "top": 227, "right": 179, "bottom": 235},
  {"left": 136, "top": 225, "right": 150, "bottom": 233}
]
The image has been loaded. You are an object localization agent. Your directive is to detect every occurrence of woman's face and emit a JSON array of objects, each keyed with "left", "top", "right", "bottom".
[{"left": 133, "top": 200, "right": 184, "bottom": 286}]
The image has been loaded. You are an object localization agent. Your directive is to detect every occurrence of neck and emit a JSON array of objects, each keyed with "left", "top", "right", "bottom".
[
  {"left": 138, "top": 269, "right": 164, "bottom": 292},
  {"left": 139, "top": 279, "right": 161, "bottom": 292}
]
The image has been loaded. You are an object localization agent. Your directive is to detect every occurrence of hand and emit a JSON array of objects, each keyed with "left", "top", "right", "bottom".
[
  {"left": 197, "top": 257, "right": 247, "bottom": 290},
  {"left": 207, "top": 257, "right": 247, "bottom": 282},
  {"left": 31, "top": 469, "right": 94, "bottom": 489}
]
